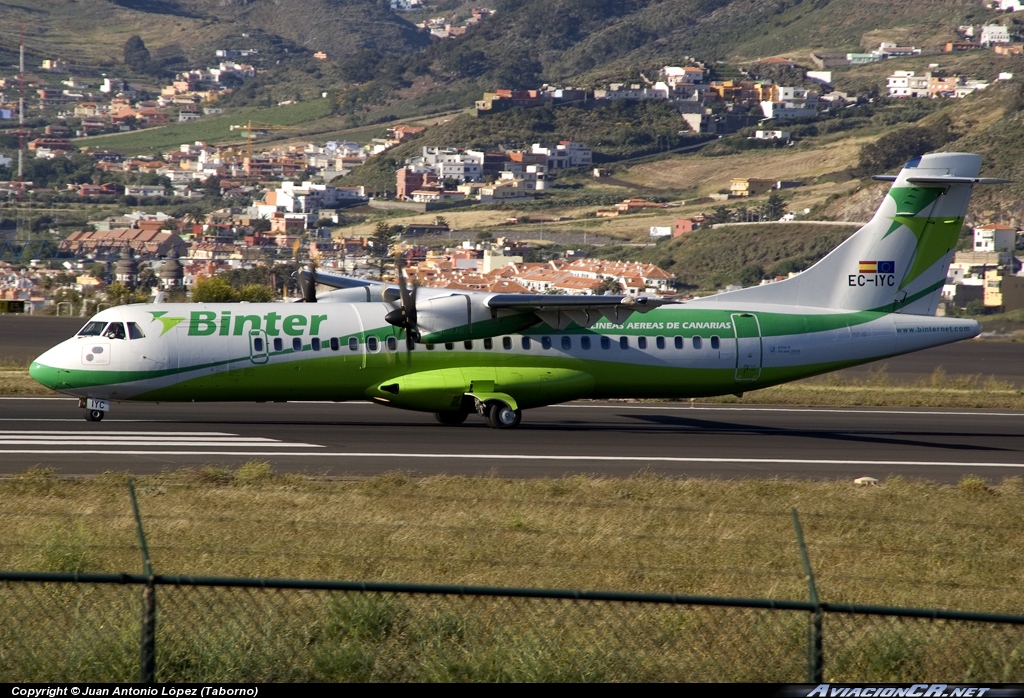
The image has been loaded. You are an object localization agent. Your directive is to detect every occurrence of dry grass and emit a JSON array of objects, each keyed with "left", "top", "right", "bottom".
[
  {"left": 624, "top": 143, "right": 867, "bottom": 194},
  {"left": 3, "top": 467, "right": 1023, "bottom": 615},
  {"left": 0, "top": 358, "right": 50, "bottom": 396},
  {"left": 713, "top": 367, "right": 1024, "bottom": 409}
]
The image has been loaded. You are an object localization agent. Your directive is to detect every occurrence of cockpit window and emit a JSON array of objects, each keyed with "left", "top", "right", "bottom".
[
  {"left": 127, "top": 322, "right": 145, "bottom": 339},
  {"left": 78, "top": 321, "right": 107, "bottom": 337},
  {"left": 103, "top": 322, "right": 126, "bottom": 340}
]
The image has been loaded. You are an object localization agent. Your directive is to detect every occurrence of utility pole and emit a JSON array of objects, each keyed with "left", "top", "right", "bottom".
[{"left": 18, "top": 22, "right": 25, "bottom": 183}]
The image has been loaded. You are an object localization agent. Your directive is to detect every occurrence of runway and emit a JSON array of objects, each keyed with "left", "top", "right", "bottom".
[{"left": 1, "top": 397, "right": 1021, "bottom": 483}]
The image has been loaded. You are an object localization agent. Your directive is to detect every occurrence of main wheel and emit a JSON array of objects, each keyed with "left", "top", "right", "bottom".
[
  {"left": 84, "top": 409, "right": 104, "bottom": 422},
  {"left": 485, "top": 402, "right": 522, "bottom": 429},
  {"left": 434, "top": 410, "right": 469, "bottom": 426}
]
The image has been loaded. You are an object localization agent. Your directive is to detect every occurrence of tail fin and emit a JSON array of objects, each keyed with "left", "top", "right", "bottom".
[{"left": 701, "top": 152, "right": 1003, "bottom": 315}]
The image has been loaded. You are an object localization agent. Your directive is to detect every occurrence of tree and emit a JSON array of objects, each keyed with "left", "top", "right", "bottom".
[
  {"left": 191, "top": 276, "right": 238, "bottom": 303},
  {"left": 857, "top": 126, "right": 938, "bottom": 175},
  {"left": 739, "top": 264, "right": 766, "bottom": 287},
  {"left": 595, "top": 277, "right": 623, "bottom": 295},
  {"left": 105, "top": 282, "right": 148, "bottom": 306},
  {"left": 370, "top": 222, "right": 403, "bottom": 280},
  {"left": 238, "top": 284, "right": 276, "bottom": 303},
  {"left": 250, "top": 216, "right": 272, "bottom": 234},
  {"left": 764, "top": 193, "right": 787, "bottom": 221},
  {"left": 123, "top": 35, "right": 152, "bottom": 74},
  {"left": 709, "top": 206, "right": 731, "bottom": 225}
]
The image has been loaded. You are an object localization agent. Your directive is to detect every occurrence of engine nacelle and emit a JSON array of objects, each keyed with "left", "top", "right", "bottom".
[{"left": 415, "top": 294, "right": 538, "bottom": 344}]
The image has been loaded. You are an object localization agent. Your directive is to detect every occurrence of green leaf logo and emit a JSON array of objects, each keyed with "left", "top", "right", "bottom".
[{"left": 148, "top": 310, "right": 185, "bottom": 336}]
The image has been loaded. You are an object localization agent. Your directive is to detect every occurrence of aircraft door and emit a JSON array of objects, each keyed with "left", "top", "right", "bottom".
[
  {"left": 731, "top": 313, "right": 762, "bottom": 382},
  {"left": 249, "top": 329, "right": 269, "bottom": 364}
]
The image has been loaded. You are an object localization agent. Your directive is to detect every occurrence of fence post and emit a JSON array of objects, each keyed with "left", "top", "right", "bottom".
[
  {"left": 128, "top": 480, "right": 156, "bottom": 684},
  {"left": 792, "top": 507, "right": 823, "bottom": 682}
]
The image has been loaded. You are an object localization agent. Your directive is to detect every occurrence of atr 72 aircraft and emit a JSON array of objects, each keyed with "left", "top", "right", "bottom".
[{"left": 30, "top": 152, "right": 1003, "bottom": 428}]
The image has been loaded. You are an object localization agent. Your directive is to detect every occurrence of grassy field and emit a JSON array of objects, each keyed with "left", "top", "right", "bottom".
[
  {"left": 76, "top": 100, "right": 335, "bottom": 155},
  {"left": 3, "top": 467, "right": 1023, "bottom": 613}
]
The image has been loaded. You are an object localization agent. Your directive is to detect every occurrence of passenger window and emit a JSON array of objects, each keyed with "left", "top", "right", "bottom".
[
  {"left": 693, "top": 336, "right": 702, "bottom": 349},
  {"left": 330, "top": 337, "right": 339, "bottom": 351},
  {"left": 656, "top": 336, "right": 665, "bottom": 350},
  {"left": 619, "top": 336, "right": 629, "bottom": 349},
  {"left": 502, "top": 337, "right": 512, "bottom": 350},
  {"left": 311, "top": 337, "right": 321, "bottom": 351},
  {"left": 348, "top": 337, "right": 358, "bottom": 351},
  {"left": 387, "top": 336, "right": 398, "bottom": 351},
  {"left": 600, "top": 336, "right": 610, "bottom": 350},
  {"left": 293, "top": 337, "right": 302, "bottom": 352},
  {"left": 637, "top": 337, "right": 647, "bottom": 350},
  {"left": 561, "top": 336, "right": 572, "bottom": 350},
  {"left": 78, "top": 321, "right": 106, "bottom": 337},
  {"left": 253, "top": 337, "right": 264, "bottom": 352},
  {"left": 484, "top": 338, "right": 493, "bottom": 350},
  {"left": 426, "top": 343, "right": 435, "bottom": 351},
  {"left": 274, "top": 338, "right": 283, "bottom": 352},
  {"left": 127, "top": 322, "right": 145, "bottom": 339},
  {"left": 522, "top": 337, "right": 532, "bottom": 350},
  {"left": 541, "top": 336, "right": 552, "bottom": 350},
  {"left": 464, "top": 340, "right": 473, "bottom": 350},
  {"left": 445, "top": 342, "right": 454, "bottom": 350},
  {"left": 367, "top": 337, "right": 379, "bottom": 352},
  {"left": 711, "top": 336, "right": 720, "bottom": 350},
  {"left": 674, "top": 336, "right": 683, "bottom": 350},
  {"left": 581, "top": 336, "right": 591, "bottom": 350}
]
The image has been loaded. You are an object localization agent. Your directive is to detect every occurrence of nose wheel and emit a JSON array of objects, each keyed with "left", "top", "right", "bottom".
[{"left": 79, "top": 397, "right": 109, "bottom": 422}]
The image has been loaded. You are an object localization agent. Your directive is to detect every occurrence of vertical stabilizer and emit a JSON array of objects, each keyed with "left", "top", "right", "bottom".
[{"left": 696, "top": 153, "right": 995, "bottom": 315}]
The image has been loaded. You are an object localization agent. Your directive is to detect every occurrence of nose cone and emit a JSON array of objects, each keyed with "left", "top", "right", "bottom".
[{"left": 29, "top": 349, "right": 63, "bottom": 391}]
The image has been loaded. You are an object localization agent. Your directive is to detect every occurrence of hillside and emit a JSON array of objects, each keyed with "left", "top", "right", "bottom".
[{"left": 0, "top": 0, "right": 428, "bottom": 70}]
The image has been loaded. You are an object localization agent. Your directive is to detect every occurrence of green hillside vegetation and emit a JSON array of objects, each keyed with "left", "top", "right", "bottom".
[
  {"left": 633, "top": 222, "right": 859, "bottom": 291},
  {"left": 339, "top": 100, "right": 711, "bottom": 194},
  {"left": 75, "top": 100, "right": 334, "bottom": 155},
  {"left": 0, "top": 1, "right": 427, "bottom": 71}
]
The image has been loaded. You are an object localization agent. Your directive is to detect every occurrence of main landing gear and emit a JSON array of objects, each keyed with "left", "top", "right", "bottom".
[{"left": 433, "top": 399, "right": 522, "bottom": 429}]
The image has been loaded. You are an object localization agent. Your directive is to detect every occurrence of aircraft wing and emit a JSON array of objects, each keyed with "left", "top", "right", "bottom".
[
  {"left": 484, "top": 293, "right": 678, "bottom": 329},
  {"left": 296, "top": 267, "right": 402, "bottom": 303}
]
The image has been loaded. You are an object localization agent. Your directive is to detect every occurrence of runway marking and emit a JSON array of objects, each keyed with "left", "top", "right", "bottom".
[
  {"left": 0, "top": 450, "right": 1022, "bottom": 469},
  {"left": 0, "top": 430, "right": 322, "bottom": 449},
  {"left": 548, "top": 405, "right": 1024, "bottom": 418}
]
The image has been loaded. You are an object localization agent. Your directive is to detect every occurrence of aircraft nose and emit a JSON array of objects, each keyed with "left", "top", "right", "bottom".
[
  {"left": 30, "top": 344, "right": 72, "bottom": 391},
  {"left": 29, "top": 356, "right": 60, "bottom": 390}
]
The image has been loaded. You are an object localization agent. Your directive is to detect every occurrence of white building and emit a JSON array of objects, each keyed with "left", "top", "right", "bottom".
[
  {"left": 974, "top": 225, "right": 1017, "bottom": 264},
  {"left": 887, "top": 71, "right": 931, "bottom": 98},
  {"left": 980, "top": 24, "right": 1011, "bottom": 46}
]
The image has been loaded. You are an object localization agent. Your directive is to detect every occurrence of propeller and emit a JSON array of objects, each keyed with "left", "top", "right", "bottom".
[
  {"left": 297, "top": 263, "right": 317, "bottom": 303},
  {"left": 384, "top": 252, "right": 419, "bottom": 349}
]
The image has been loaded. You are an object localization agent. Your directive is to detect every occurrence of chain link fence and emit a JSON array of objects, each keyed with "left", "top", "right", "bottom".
[{"left": 1, "top": 572, "right": 1023, "bottom": 682}]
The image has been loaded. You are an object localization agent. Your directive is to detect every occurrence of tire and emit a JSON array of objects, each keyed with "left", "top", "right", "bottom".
[
  {"left": 434, "top": 410, "right": 469, "bottom": 426},
  {"left": 485, "top": 402, "right": 521, "bottom": 429},
  {"left": 85, "top": 409, "right": 104, "bottom": 422}
]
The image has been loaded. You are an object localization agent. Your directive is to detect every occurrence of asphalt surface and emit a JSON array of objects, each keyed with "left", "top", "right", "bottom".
[
  {"left": 3, "top": 314, "right": 1023, "bottom": 483},
  {"left": 1, "top": 398, "right": 1021, "bottom": 483}
]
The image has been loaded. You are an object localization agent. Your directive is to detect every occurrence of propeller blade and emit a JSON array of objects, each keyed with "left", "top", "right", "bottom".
[{"left": 297, "top": 264, "right": 317, "bottom": 303}]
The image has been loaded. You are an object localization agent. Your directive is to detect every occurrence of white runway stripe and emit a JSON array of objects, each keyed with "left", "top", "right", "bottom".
[
  {"left": 0, "top": 430, "right": 322, "bottom": 449},
  {"left": 0, "top": 450, "right": 1020, "bottom": 469}
]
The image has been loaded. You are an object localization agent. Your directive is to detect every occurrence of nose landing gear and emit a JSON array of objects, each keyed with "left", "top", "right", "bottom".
[{"left": 79, "top": 397, "right": 109, "bottom": 423}]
